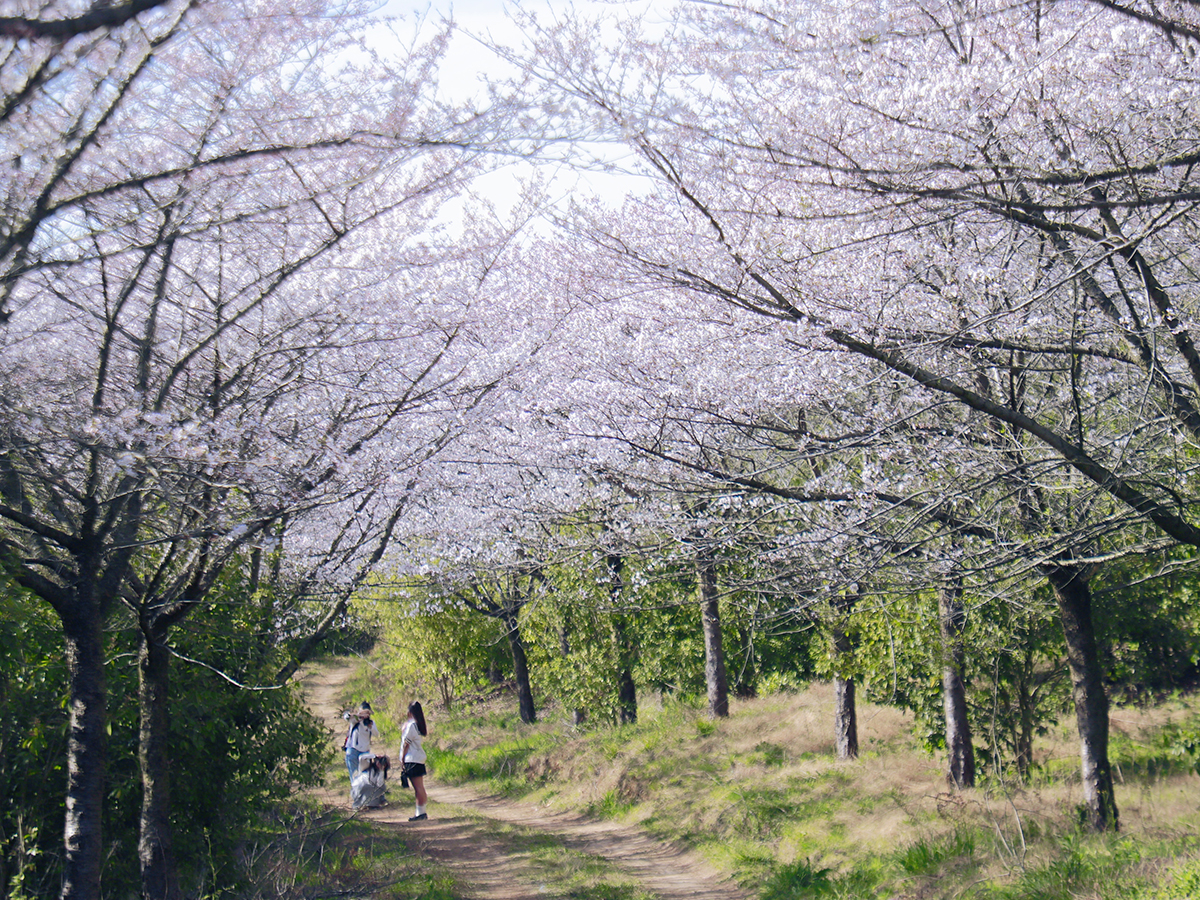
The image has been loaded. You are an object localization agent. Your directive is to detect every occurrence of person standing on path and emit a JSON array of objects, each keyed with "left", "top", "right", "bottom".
[
  {"left": 344, "top": 701, "right": 379, "bottom": 780},
  {"left": 401, "top": 700, "right": 428, "bottom": 821}
]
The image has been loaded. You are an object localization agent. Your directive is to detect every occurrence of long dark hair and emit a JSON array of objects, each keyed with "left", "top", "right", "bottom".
[{"left": 408, "top": 700, "right": 427, "bottom": 736}]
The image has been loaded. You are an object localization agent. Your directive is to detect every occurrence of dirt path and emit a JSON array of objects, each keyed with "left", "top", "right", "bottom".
[{"left": 298, "top": 661, "right": 750, "bottom": 900}]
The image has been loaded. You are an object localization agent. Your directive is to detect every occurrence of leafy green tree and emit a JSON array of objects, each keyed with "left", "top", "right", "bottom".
[
  {"left": 1092, "top": 551, "right": 1200, "bottom": 697},
  {"left": 371, "top": 589, "right": 508, "bottom": 711},
  {"left": 0, "top": 583, "right": 67, "bottom": 900},
  {"left": 0, "top": 569, "right": 327, "bottom": 898}
]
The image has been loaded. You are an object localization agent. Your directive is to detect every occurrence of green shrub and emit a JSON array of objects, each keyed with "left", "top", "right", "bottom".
[
  {"left": 1151, "top": 856, "right": 1200, "bottom": 900},
  {"left": 761, "top": 858, "right": 833, "bottom": 899},
  {"left": 895, "top": 829, "right": 976, "bottom": 876}
]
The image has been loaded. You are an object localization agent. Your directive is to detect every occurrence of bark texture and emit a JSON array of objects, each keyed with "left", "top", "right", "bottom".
[
  {"left": 138, "top": 622, "right": 182, "bottom": 900},
  {"left": 60, "top": 602, "right": 107, "bottom": 900},
  {"left": 696, "top": 547, "right": 728, "bottom": 718},
  {"left": 505, "top": 611, "right": 537, "bottom": 725},
  {"left": 831, "top": 595, "right": 858, "bottom": 760},
  {"left": 1047, "top": 565, "right": 1118, "bottom": 831},
  {"left": 833, "top": 676, "right": 858, "bottom": 760},
  {"left": 608, "top": 552, "right": 638, "bottom": 725},
  {"left": 939, "top": 585, "right": 975, "bottom": 789}
]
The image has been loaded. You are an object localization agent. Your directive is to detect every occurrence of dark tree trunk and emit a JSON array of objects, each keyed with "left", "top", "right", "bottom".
[
  {"left": 1046, "top": 565, "right": 1118, "bottom": 831},
  {"left": 939, "top": 585, "right": 975, "bottom": 789},
  {"left": 830, "top": 593, "right": 858, "bottom": 760},
  {"left": 138, "top": 620, "right": 182, "bottom": 900},
  {"left": 696, "top": 547, "right": 728, "bottom": 718},
  {"left": 833, "top": 676, "right": 858, "bottom": 760},
  {"left": 608, "top": 552, "right": 637, "bottom": 725},
  {"left": 504, "top": 612, "right": 537, "bottom": 724},
  {"left": 59, "top": 601, "right": 107, "bottom": 900}
]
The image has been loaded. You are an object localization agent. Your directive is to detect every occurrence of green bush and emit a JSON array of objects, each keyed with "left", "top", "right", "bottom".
[
  {"left": 761, "top": 858, "right": 833, "bottom": 900},
  {"left": 1152, "top": 856, "right": 1200, "bottom": 900},
  {"left": 0, "top": 569, "right": 330, "bottom": 898},
  {"left": 895, "top": 829, "right": 976, "bottom": 876},
  {"left": 368, "top": 588, "right": 509, "bottom": 711}
]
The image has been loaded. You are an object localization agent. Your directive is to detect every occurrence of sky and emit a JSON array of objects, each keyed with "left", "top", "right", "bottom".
[
  {"left": 370, "top": 0, "right": 661, "bottom": 219},
  {"left": 399, "top": 0, "right": 519, "bottom": 102},
  {"left": 390, "top": 0, "right": 663, "bottom": 103}
]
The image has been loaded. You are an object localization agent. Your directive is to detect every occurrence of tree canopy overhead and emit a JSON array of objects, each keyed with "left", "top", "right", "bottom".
[{"left": 9, "top": 0, "right": 1200, "bottom": 892}]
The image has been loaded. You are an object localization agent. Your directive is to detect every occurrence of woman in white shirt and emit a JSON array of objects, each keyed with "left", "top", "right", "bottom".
[
  {"left": 401, "top": 700, "right": 428, "bottom": 821},
  {"left": 344, "top": 702, "right": 379, "bottom": 779}
]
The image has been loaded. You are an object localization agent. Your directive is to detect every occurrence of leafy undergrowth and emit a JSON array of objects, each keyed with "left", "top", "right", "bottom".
[
  {"left": 398, "top": 678, "right": 1200, "bottom": 900},
  {"left": 231, "top": 796, "right": 460, "bottom": 900}
]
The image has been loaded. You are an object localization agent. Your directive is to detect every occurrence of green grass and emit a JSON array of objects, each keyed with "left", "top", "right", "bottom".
[
  {"left": 1147, "top": 855, "right": 1200, "bottom": 899},
  {"left": 239, "top": 797, "right": 460, "bottom": 900},
  {"left": 365, "top": 673, "right": 1200, "bottom": 900},
  {"left": 760, "top": 858, "right": 834, "bottom": 899},
  {"left": 1109, "top": 714, "right": 1200, "bottom": 781},
  {"left": 749, "top": 741, "right": 789, "bottom": 768},
  {"left": 724, "top": 778, "right": 849, "bottom": 840},
  {"left": 894, "top": 828, "right": 977, "bottom": 876},
  {"left": 526, "top": 845, "right": 658, "bottom": 900},
  {"left": 434, "top": 732, "right": 559, "bottom": 794},
  {"left": 585, "top": 788, "right": 638, "bottom": 819}
]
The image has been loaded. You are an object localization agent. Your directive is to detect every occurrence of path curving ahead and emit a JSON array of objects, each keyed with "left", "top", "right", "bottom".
[{"left": 299, "top": 661, "right": 750, "bottom": 900}]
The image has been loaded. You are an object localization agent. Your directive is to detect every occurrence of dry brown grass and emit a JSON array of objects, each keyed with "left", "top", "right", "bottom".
[{"left": 431, "top": 679, "right": 1200, "bottom": 898}]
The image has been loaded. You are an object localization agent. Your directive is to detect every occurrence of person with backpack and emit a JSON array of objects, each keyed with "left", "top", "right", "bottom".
[{"left": 343, "top": 701, "right": 379, "bottom": 780}]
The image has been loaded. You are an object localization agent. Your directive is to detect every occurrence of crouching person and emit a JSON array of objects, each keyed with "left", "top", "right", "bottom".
[{"left": 351, "top": 753, "right": 389, "bottom": 809}]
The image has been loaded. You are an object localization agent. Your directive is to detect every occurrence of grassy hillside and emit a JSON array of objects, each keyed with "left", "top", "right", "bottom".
[{"left": 378, "top": 676, "right": 1200, "bottom": 900}]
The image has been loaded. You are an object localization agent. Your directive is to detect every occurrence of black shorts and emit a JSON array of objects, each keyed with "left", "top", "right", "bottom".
[{"left": 402, "top": 762, "right": 426, "bottom": 779}]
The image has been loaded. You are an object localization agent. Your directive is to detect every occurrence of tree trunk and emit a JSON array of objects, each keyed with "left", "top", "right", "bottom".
[
  {"left": 833, "top": 676, "right": 858, "bottom": 760},
  {"left": 612, "top": 614, "right": 638, "bottom": 725},
  {"left": 696, "top": 547, "right": 728, "bottom": 718},
  {"left": 830, "top": 593, "right": 858, "bottom": 760},
  {"left": 504, "top": 612, "right": 536, "bottom": 724},
  {"left": 59, "top": 602, "right": 107, "bottom": 900},
  {"left": 608, "top": 552, "right": 637, "bottom": 725},
  {"left": 1046, "top": 565, "right": 1119, "bottom": 831},
  {"left": 939, "top": 585, "right": 976, "bottom": 789},
  {"left": 138, "top": 620, "right": 182, "bottom": 900}
]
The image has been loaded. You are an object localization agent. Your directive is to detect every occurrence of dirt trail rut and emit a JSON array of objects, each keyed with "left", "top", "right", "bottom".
[{"left": 299, "top": 662, "right": 749, "bottom": 900}]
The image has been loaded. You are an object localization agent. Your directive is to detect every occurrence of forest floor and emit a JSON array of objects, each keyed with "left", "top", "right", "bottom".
[{"left": 299, "top": 659, "right": 748, "bottom": 900}]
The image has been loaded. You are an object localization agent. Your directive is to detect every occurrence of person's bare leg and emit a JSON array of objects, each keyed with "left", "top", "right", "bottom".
[{"left": 410, "top": 775, "right": 427, "bottom": 819}]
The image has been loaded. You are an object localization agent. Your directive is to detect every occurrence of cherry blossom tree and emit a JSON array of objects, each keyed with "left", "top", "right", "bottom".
[
  {"left": 480, "top": 0, "right": 1200, "bottom": 830},
  {"left": 2, "top": 0, "right": 195, "bottom": 327},
  {"left": 0, "top": 0, "right": 176, "bottom": 39},
  {"left": 0, "top": 0, "right": 507, "bottom": 892}
]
